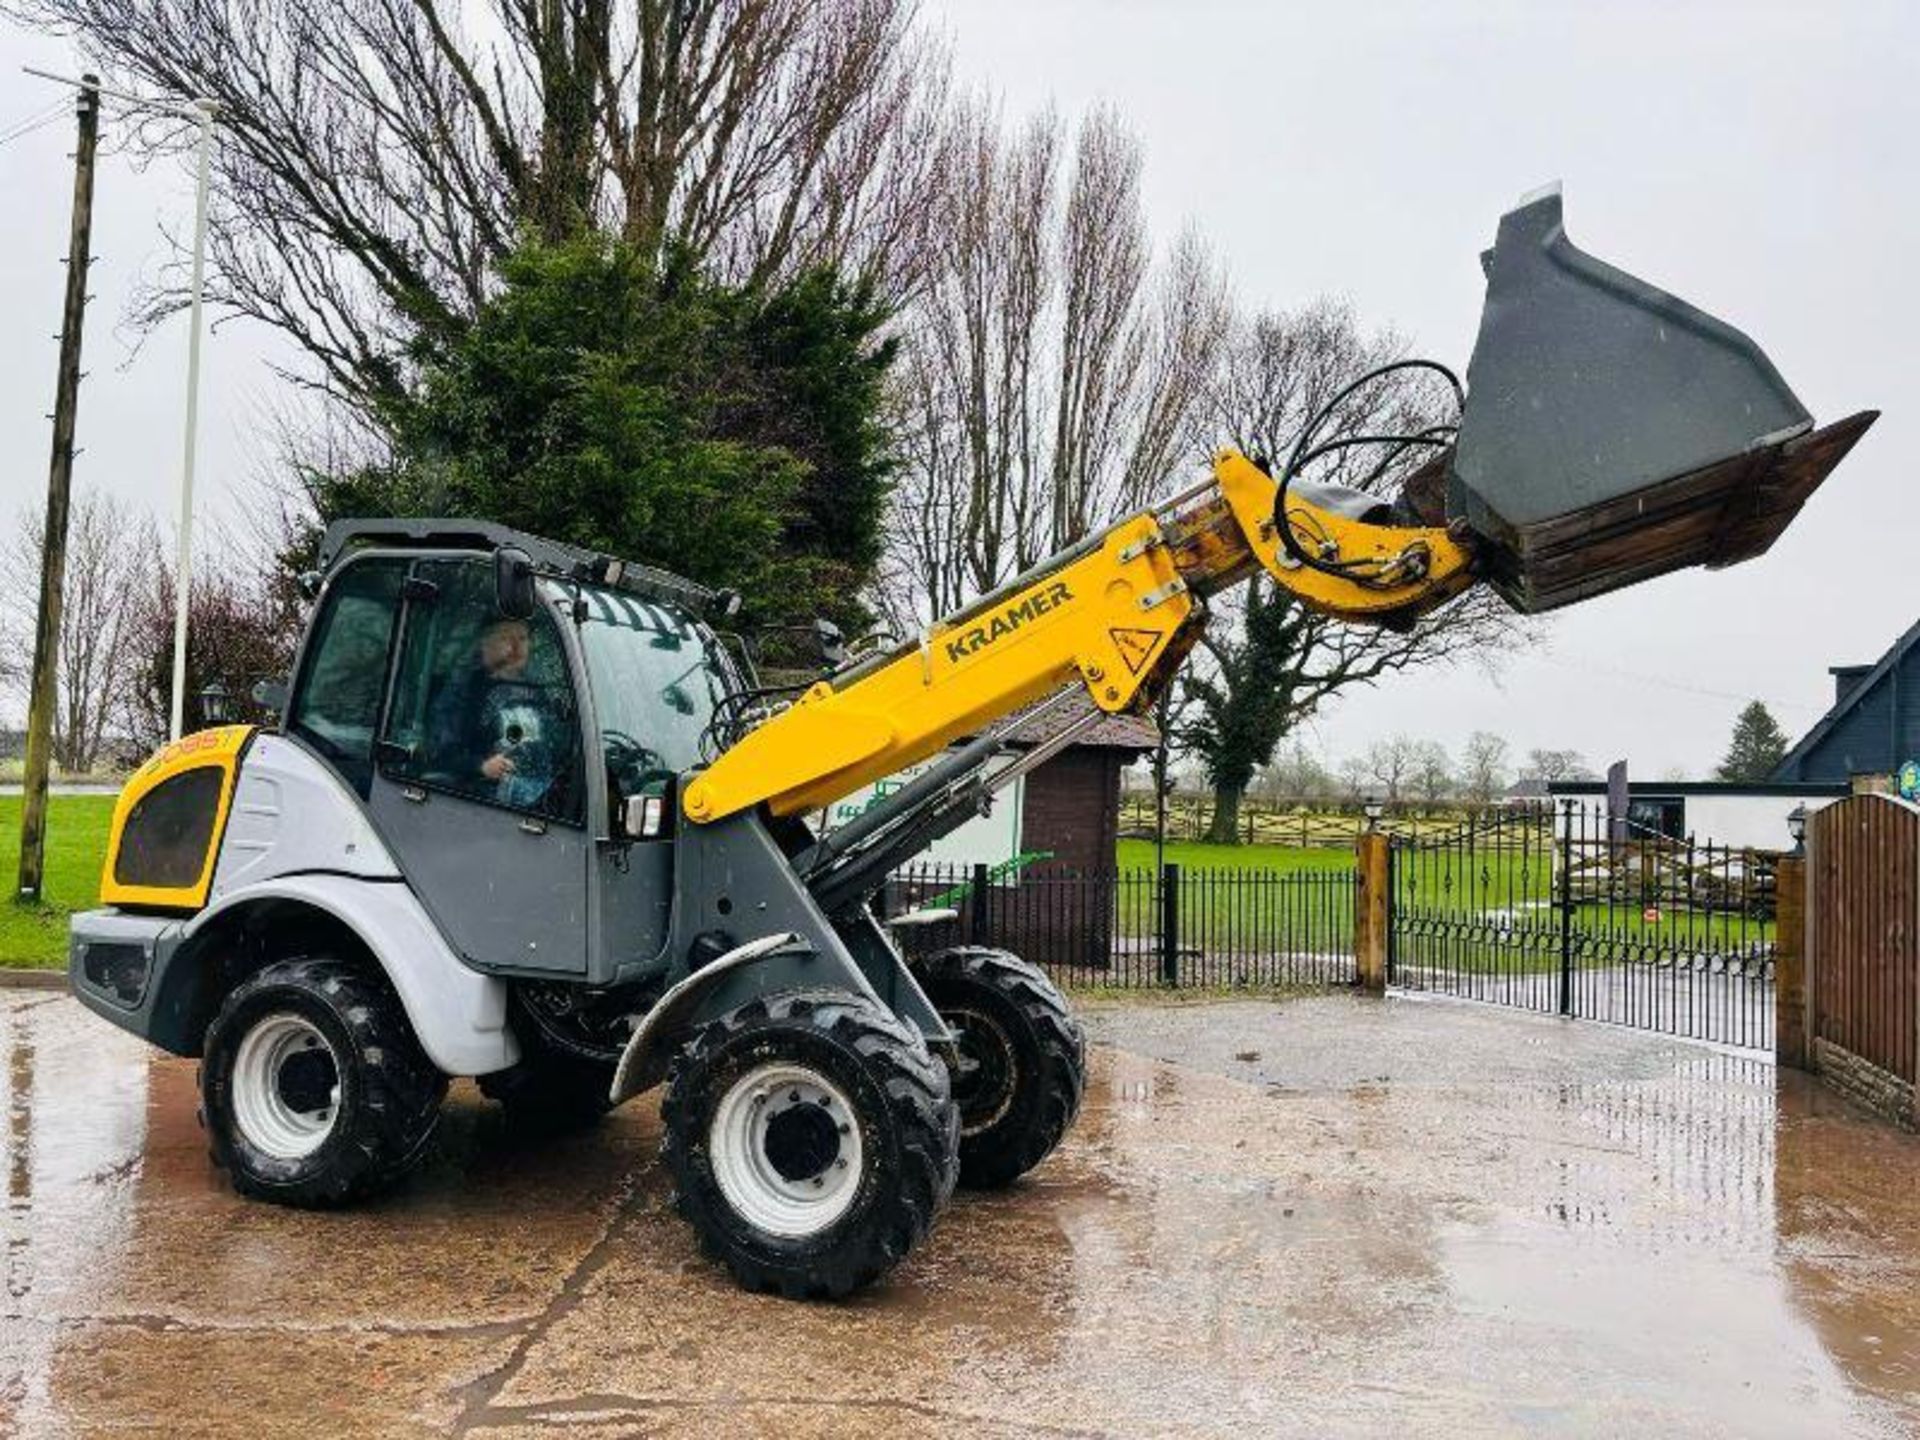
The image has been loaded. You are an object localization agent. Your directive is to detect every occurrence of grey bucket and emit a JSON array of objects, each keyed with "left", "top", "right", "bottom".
[{"left": 1445, "top": 187, "right": 1874, "bottom": 613}]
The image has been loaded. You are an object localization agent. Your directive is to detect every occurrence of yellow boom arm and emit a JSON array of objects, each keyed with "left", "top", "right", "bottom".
[{"left": 681, "top": 450, "right": 1472, "bottom": 826}]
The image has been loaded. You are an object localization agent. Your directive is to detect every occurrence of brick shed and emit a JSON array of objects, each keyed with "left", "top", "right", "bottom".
[{"left": 1010, "top": 696, "right": 1160, "bottom": 874}]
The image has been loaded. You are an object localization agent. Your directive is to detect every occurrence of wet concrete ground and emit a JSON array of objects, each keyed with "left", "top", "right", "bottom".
[{"left": 4, "top": 988, "right": 1920, "bottom": 1438}]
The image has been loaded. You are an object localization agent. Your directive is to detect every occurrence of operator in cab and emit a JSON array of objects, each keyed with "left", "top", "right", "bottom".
[{"left": 429, "top": 615, "right": 566, "bottom": 810}]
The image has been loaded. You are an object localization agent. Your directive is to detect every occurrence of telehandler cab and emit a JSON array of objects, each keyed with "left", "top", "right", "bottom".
[{"left": 69, "top": 190, "right": 1874, "bottom": 1297}]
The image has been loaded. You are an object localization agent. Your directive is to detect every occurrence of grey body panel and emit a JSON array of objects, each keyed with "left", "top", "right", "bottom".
[
  {"left": 656, "top": 810, "right": 948, "bottom": 1042},
  {"left": 69, "top": 875, "right": 520, "bottom": 1076},
  {"left": 211, "top": 734, "right": 400, "bottom": 891},
  {"left": 596, "top": 841, "right": 674, "bottom": 981},
  {"left": 72, "top": 737, "right": 520, "bottom": 1075},
  {"left": 364, "top": 779, "right": 591, "bottom": 975}
]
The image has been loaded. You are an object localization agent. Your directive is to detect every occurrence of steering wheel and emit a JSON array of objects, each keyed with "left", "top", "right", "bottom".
[{"left": 602, "top": 728, "right": 674, "bottom": 797}]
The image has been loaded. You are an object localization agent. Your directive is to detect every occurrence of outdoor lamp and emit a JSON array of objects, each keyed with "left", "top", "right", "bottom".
[
  {"left": 1364, "top": 796, "right": 1384, "bottom": 831},
  {"left": 199, "top": 679, "right": 230, "bottom": 726},
  {"left": 1787, "top": 803, "right": 1807, "bottom": 854}
]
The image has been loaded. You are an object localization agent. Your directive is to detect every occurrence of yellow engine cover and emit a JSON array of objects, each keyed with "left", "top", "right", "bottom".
[{"left": 100, "top": 726, "right": 255, "bottom": 912}]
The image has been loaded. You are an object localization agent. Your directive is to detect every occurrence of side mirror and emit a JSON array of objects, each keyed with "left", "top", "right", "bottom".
[
  {"left": 495, "top": 545, "right": 536, "bottom": 620},
  {"left": 251, "top": 679, "right": 289, "bottom": 719},
  {"left": 814, "top": 617, "right": 847, "bottom": 669}
]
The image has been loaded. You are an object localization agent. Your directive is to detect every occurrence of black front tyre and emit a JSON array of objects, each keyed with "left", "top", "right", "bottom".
[
  {"left": 199, "top": 958, "right": 448, "bottom": 1208},
  {"left": 916, "top": 947, "right": 1086, "bottom": 1188},
  {"left": 661, "top": 989, "right": 960, "bottom": 1300}
]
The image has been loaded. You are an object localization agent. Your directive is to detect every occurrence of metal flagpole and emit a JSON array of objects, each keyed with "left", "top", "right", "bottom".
[{"left": 168, "top": 98, "right": 217, "bottom": 740}]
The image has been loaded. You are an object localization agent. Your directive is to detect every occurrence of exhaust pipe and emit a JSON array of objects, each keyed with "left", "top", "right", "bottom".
[{"left": 1445, "top": 186, "right": 1875, "bottom": 613}]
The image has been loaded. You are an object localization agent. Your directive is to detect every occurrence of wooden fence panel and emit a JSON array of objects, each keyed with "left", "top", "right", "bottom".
[{"left": 1810, "top": 794, "right": 1920, "bottom": 1083}]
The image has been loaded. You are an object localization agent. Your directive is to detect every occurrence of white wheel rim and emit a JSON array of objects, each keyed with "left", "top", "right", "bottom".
[
  {"left": 230, "top": 1012, "right": 342, "bottom": 1160},
  {"left": 709, "top": 1062, "right": 865, "bottom": 1238}
]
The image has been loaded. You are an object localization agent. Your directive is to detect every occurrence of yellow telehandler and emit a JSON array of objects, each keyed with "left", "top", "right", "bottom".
[{"left": 69, "top": 189, "right": 1873, "bottom": 1296}]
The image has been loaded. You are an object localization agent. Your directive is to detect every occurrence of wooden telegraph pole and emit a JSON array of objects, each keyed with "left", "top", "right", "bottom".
[{"left": 17, "top": 74, "right": 101, "bottom": 902}]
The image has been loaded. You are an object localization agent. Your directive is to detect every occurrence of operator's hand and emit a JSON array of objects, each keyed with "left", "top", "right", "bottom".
[{"left": 481, "top": 753, "right": 516, "bottom": 781}]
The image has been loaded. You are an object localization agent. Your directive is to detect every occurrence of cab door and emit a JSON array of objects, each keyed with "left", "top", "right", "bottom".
[{"left": 366, "top": 557, "right": 590, "bottom": 976}]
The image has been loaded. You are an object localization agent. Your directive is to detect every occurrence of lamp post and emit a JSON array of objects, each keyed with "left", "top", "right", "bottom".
[
  {"left": 168, "top": 96, "right": 218, "bottom": 740},
  {"left": 1787, "top": 803, "right": 1808, "bottom": 856},
  {"left": 198, "top": 679, "right": 229, "bottom": 727},
  {"left": 1364, "top": 796, "right": 1384, "bottom": 833}
]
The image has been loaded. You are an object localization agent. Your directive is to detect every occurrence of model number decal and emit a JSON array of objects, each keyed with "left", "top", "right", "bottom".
[{"left": 943, "top": 582, "right": 1073, "bottom": 663}]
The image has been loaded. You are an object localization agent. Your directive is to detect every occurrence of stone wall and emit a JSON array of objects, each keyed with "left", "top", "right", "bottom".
[{"left": 1811, "top": 1036, "right": 1917, "bottom": 1131}]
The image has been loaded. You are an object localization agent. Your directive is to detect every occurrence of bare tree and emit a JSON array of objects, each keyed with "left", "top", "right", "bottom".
[
  {"left": 2, "top": 490, "right": 150, "bottom": 773},
  {"left": 1255, "top": 739, "right": 1335, "bottom": 803},
  {"left": 1456, "top": 730, "right": 1510, "bottom": 806},
  {"left": 1363, "top": 735, "right": 1419, "bottom": 804},
  {"left": 1522, "top": 747, "right": 1595, "bottom": 784},
  {"left": 1336, "top": 754, "right": 1370, "bottom": 802},
  {"left": 877, "top": 103, "right": 1228, "bottom": 629},
  {"left": 15, "top": 0, "right": 952, "bottom": 411},
  {"left": 120, "top": 529, "right": 304, "bottom": 753},
  {"left": 1410, "top": 740, "right": 1452, "bottom": 810}
]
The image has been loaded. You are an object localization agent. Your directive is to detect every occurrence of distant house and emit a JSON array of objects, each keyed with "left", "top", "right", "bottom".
[
  {"left": 1772, "top": 617, "right": 1920, "bottom": 788},
  {"left": 1547, "top": 779, "right": 1846, "bottom": 850}
]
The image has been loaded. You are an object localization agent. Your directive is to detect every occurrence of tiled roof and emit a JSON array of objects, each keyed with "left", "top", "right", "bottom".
[
  {"left": 998, "top": 692, "right": 1161, "bottom": 752},
  {"left": 1772, "top": 614, "right": 1920, "bottom": 780}
]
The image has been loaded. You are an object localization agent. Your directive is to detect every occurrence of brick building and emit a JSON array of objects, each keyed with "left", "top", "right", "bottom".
[{"left": 1009, "top": 696, "right": 1159, "bottom": 874}]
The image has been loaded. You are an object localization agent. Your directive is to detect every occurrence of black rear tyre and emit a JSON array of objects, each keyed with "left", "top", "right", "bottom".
[
  {"left": 199, "top": 958, "right": 447, "bottom": 1208},
  {"left": 661, "top": 989, "right": 960, "bottom": 1300},
  {"left": 916, "top": 947, "right": 1085, "bottom": 1188}
]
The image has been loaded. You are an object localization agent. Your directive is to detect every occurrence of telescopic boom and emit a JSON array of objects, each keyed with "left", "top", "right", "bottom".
[{"left": 684, "top": 188, "right": 1875, "bottom": 832}]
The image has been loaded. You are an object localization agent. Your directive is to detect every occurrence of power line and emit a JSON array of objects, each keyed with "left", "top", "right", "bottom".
[
  {"left": 1526, "top": 651, "right": 1825, "bottom": 717},
  {"left": 0, "top": 99, "right": 70, "bottom": 149}
]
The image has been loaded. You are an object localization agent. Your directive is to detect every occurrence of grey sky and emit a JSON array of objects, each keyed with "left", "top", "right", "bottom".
[{"left": 2, "top": 2, "right": 1914, "bottom": 787}]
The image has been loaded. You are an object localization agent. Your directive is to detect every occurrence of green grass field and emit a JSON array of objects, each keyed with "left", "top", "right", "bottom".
[
  {"left": 1118, "top": 836, "right": 1548, "bottom": 911},
  {"left": 1113, "top": 835, "right": 1773, "bottom": 968},
  {"left": 1, "top": 794, "right": 116, "bottom": 968},
  {"left": 1117, "top": 838, "right": 1352, "bottom": 874}
]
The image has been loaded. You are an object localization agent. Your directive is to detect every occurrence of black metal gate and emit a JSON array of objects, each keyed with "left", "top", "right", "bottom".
[
  {"left": 1389, "top": 802, "right": 1777, "bottom": 1050},
  {"left": 884, "top": 860, "right": 1355, "bottom": 990}
]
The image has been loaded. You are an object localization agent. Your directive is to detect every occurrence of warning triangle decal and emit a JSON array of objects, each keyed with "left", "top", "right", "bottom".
[{"left": 1109, "top": 627, "right": 1163, "bottom": 676}]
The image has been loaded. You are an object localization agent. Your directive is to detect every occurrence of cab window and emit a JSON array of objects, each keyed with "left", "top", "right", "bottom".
[
  {"left": 287, "top": 557, "right": 405, "bottom": 795},
  {"left": 381, "top": 558, "right": 583, "bottom": 824}
]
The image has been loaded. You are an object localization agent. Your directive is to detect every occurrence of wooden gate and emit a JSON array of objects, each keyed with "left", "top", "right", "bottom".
[{"left": 1807, "top": 793, "right": 1920, "bottom": 1102}]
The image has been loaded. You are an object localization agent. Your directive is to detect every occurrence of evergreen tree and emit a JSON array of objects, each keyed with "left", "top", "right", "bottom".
[
  {"left": 1715, "top": 700, "right": 1791, "bottom": 782},
  {"left": 308, "top": 236, "right": 896, "bottom": 630}
]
